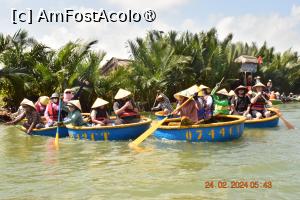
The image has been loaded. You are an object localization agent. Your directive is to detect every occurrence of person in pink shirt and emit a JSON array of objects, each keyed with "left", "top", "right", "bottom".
[
  {"left": 173, "top": 91, "right": 199, "bottom": 123},
  {"left": 34, "top": 96, "right": 49, "bottom": 116}
]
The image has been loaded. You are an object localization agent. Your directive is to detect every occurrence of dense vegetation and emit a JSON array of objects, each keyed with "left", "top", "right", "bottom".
[{"left": 1, "top": 29, "right": 299, "bottom": 111}]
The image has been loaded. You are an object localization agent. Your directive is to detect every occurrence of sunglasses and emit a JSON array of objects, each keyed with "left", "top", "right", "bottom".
[{"left": 65, "top": 91, "right": 72, "bottom": 94}]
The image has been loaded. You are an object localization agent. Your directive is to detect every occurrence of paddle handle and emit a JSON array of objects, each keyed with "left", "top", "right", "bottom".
[{"left": 171, "top": 96, "right": 194, "bottom": 114}]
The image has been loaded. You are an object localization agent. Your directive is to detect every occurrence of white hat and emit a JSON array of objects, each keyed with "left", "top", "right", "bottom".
[
  {"left": 67, "top": 100, "right": 82, "bottom": 111},
  {"left": 228, "top": 90, "right": 236, "bottom": 97},
  {"left": 91, "top": 98, "right": 109, "bottom": 109},
  {"left": 216, "top": 88, "right": 229, "bottom": 96},
  {"left": 174, "top": 90, "right": 190, "bottom": 100},
  {"left": 114, "top": 89, "right": 132, "bottom": 100},
  {"left": 252, "top": 82, "right": 266, "bottom": 90},
  {"left": 20, "top": 98, "right": 35, "bottom": 109},
  {"left": 39, "top": 96, "right": 50, "bottom": 106}
]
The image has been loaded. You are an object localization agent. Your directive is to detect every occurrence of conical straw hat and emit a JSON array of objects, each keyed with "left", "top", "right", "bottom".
[
  {"left": 198, "top": 84, "right": 210, "bottom": 90},
  {"left": 234, "top": 85, "right": 248, "bottom": 94},
  {"left": 174, "top": 90, "right": 190, "bottom": 100},
  {"left": 216, "top": 88, "right": 229, "bottom": 96},
  {"left": 185, "top": 85, "right": 199, "bottom": 96},
  {"left": 228, "top": 90, "right": 236, "bottom": 97},
  {"left": 252, "top": 82, "right": 266, "bottom": 90},
  {"left": 67, "top": 100, "right": 82, "bottom": 111},
  {"left": 114, "top": 89, "right": 132, "bottom": 100},
  {"left": 174, "top": 85, "right": 199, "bottom": 100},
  {"left": 20, "top": 98, "right": 35, "bottom": 109},
  {"left": 91, "top": 98, "right": 109, "bottom": 109},
  {"left": 39, "top": 96, "right": 50, "bottom": 106}
]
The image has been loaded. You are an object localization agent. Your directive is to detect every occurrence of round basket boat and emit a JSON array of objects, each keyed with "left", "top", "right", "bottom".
[
  {"left": 154, "top": 111, "right": 179, "bottom": 120},
  {"left": 245, "top": 113, "right": 279, "bottom": 128},
  {"left": 66, "top": 117, "right": 152, "bottom": 141},
  {"left": 17, "top": 126, "right": 69, "bottom": 138},
  {"left": 154, "top": 115, "right": 246, "bottom": 142},
  {"left": 270, "top": 99, "right": 283, "bottom": 105}
]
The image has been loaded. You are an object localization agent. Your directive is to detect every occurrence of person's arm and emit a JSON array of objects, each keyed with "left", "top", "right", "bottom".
[
  {"left": 231, "top": 98, "right": 237, "bottom": 113},
  {"left": 114, "top": 102, "right": 127, "bottom": 116},
  {"left": 151, "top": 103, "right": 162, "bottom": 111},
  {"left": 173, "top": 103, "right": 181, "bottom": 115},
  {"left": 250, "top": 93, "right": 260, "bottom": 104},
  {"left": 6, "top": 112, "right": 26, "bottom": 125},
  {"left": 91, "top": 110, "right": 105, "bottom": 125},
  {"left": 44, "top": 104, "right": 51, "bottom": 122},
  {"left": 206, "top": 96, "right": 213, "bottom": 107}
]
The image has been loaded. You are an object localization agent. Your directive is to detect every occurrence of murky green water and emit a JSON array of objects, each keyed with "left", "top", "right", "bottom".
[{"left": 0, "top": 104, "right": 299, "bottom": 200}]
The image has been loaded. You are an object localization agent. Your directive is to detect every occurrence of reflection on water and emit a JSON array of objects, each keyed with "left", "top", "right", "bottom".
[{"left": 0, "top": 103, "right": 299, "bottom": 199}]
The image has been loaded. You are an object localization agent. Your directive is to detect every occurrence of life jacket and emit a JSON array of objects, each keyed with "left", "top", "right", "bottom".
[
  {"left": 234, "top": 96, "right": 250, "bottom": 112},
  {"left": 251, "top": 96, "right": 266, "bottom": 111},
  {"left": 35, "top": 102, "right": 46, "bottom": 115},
  {"left": 120, "top": 108, "right": 140, "bottom": 118},
  {"left": 47, "top": 103, "right": 58, "bottom": 121},
  {"left": 95, "top": 109, "right": 107, "bottom": 121}
]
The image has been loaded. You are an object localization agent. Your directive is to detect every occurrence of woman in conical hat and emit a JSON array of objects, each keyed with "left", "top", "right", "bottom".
[
  {"left": 63, "top": 100, "right": 85, "bottom": 126},
  {"left": 35, "top": 96, "right": 50, "bottom": 116},
  {"left": 113, "top": 88, "right": 140, "bottom": 125},
  {"left": 211, "top": 88, "right": 230, "bottom": 115},
  {"left": 197, "top": 84, "right": 213, "bottom": 120},
  {"left": 250, "top": 82, "right": 271, "bottom": 119},
  {"left": 173, "top": 89, "right": 199, "bottom": 124},
  {"left": 90, "top": 98, "right": 111, "bottom": 126},
  {"left": 231, "top": 85, "right": 252, "bottom": 119},
  {"left": 5, "top": 98, "right": 44, "bottom": 134}
]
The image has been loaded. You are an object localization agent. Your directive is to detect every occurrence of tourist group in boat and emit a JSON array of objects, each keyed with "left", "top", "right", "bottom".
[{"left": 4, "top": 74, "right": 289, "bottom": 135}]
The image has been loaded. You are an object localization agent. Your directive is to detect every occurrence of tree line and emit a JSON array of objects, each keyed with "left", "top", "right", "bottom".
[{"left": 1, "top": 29, "right": 299, "bottom": 111}]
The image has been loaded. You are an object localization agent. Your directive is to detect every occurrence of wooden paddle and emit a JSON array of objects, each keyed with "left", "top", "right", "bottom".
[
  {"left": 268, "top": 107, "right": 295, "bottom": 130},
  {"left": 260, "top": 95, "right": 294, "bottom": 130},
  {"left": 54, "top": 97, "right": 63, "bottom": 145},
  {"left": 129, "top": 96, "right": 194, "bottom": 148}
]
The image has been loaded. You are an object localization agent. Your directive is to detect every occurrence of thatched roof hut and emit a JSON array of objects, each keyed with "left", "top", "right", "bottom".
[
  {"left": 234, "top": 55, "right": 258, "bottom": 64},
  {"left": 101, "top": 57, "right": 132, "bottom": 75}
]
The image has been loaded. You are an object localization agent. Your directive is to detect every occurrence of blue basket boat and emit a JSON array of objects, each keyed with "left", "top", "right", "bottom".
[
  {"left": 154, "top": 115, "right": 246, "bottom": 142},
  {"left": 244, "top": 114, "right": 279, "bottom": 128},
  {"left": 154, "top": 111, "right": 179, "bottom": 120},
  {"left": 66, "top": 117, "right": 152, "bottom": 141},
  {"left": 18, "top": 126, "right": 69, "bottom": 138}
]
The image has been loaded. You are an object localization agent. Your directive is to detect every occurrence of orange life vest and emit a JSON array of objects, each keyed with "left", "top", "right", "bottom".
[
  {"left": 120, "top": 108, "right": 140, "bottom": 118},
  {"left": 47, "top": 103, "right": 58, "bottom": 121}
]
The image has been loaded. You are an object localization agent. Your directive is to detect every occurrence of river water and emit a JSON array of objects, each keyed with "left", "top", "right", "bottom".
[{"left": 0, "top": 103, "right": 299, "bottom": 200}]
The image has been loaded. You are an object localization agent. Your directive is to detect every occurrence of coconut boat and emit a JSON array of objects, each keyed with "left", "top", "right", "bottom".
[
  {"left": 153, "top": 115, "right": 246, "bottom": 142},
  {"left": 67, "top": 117, "right": 152, "bottom": 141},
  {"left": 17, "top": 126, "right": 69, "bottom": 138},
  {"left": 244, "top": 112, "right": 279, "bottom": 128}
]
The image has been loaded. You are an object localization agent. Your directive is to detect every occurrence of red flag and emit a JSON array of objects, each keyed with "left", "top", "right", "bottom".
[{"left": 257, "top": 56, "right": 263, "bottom": 64}]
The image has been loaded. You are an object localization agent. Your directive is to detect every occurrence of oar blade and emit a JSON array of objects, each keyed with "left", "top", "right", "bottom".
[
  {"left": 129, "top": 117, "right": 168, "bottom": 147},
  {"left": 268, "top": 107, "right": 295, "bottom": 130}
]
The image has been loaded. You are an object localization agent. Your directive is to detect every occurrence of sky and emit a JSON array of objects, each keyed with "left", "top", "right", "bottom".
[{"left": 1, "top": 0, "right": 300, "bottom": 62}]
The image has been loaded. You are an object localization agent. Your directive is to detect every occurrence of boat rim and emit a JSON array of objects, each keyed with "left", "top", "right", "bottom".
[
  {"left": 245, "top": 113, "right": 279, "bottom": 124},
  {"left": 66, "top": 117, "right": 152, "bottom": 130},
  {"left": 17, "top": 125, "right": 66, "bottom": 132},
  {"left": 158, "top": 115, "right": 246, "bottom": 130}
]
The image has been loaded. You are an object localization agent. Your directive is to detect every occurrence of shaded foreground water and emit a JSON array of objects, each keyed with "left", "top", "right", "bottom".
[{"left": 0, "top": 103, "right": 299, "bottom": 200}]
